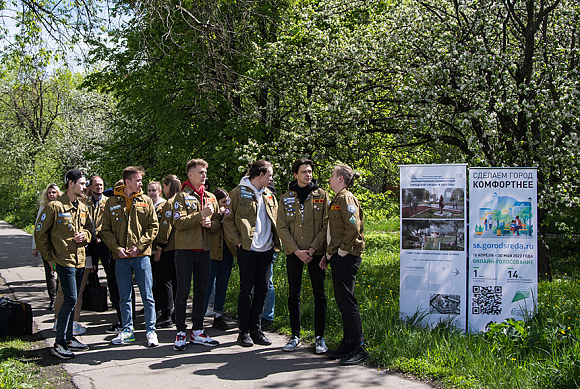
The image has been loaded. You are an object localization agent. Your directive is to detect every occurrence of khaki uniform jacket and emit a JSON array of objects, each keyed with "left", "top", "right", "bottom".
[
  {"left": 277, "top": 187, "right": 329, "bottom": 255},
  {"left": 151, "top": 199, "right": 166, "bottom": 252},
  {"left": 172, "top": 186, "right": 219, "bottom": 251},
  {"left": 34, "top": 194, "right": 93, "bottom": 268},
  {"left": 156, "top": 197, "right": 177, "bottom": 252},
  {"left": 87, "top": 194, "right": 108, "bottom": 237},
  {"left": 223, "top": 185, "right": 281, "bottom": 252},
  {"left": 100, "top": 187, "right": 159, "bottom": 259},
  {"left": 209, "top": 212, "right": 238, "bottom": 261},
  {"left": 327, "top": 188, "right": 364, "bottom": 257}
]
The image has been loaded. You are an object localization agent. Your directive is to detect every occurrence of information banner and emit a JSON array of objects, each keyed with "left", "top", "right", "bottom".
[
  {"left": 468, "top": 168, "right": 537, "bottom": 333},
  {"left": 399, "top": 164, "right": 467, "bottom": 330}
]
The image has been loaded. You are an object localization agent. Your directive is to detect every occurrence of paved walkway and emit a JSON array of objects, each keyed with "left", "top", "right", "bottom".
[{"left": 0, "top": 220, "right": 432, "bottom": 389}]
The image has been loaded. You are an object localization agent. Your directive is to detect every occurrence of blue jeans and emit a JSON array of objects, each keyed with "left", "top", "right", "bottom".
[
  {"left": 115, "top": 256, "right": 156, "bottom": 332},
  {"left": 55, "top": 264, "right": 85, "bottom": 345},
  {"left": 262, "top": 260, "right": 275, "bottom": 321},
  {"left": 204, "top": 242, "right": 234, "bottom": 314}
]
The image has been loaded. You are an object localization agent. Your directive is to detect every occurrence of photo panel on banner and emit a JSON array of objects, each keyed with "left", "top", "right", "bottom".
[
  {"left": 399, "top": 164, "right": 467, "bottom": 330},
  {"left": 468, "top": 168, "right": 538, "bottom": 333}
]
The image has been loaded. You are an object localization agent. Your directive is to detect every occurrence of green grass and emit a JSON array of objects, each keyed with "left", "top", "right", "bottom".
[
  {"left": 223, "top": 220, "right": 580, "bottom": 389},
  {"left": 0, "top": 338, "right": 40, "bottom": 389}
]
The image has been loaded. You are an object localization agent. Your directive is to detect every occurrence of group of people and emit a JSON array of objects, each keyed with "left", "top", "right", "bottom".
[{"left": 32, "top": 158, "right": 369, "bottom": 366}]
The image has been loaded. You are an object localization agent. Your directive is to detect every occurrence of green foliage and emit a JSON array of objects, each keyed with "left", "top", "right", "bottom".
[
  {"left": 0, "top": 64, "right": 114, "bottom": 227},
  {"left": 354, "top": 189, "right": 399, "bottom": 222}
]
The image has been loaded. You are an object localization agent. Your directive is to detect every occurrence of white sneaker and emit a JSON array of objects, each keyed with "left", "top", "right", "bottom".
[
  {"left": 111, "top": 329, "right": 135, "bottom": 345},
  {"left": 146, "top": 331, "right": 159, "bottom": 347},
  {"left": 189, "top": 329, "right": 219, "bottom": 346},
  {"left": 173, "top": 331, "right": 187, "bottom": 351},
  {"left": 51, "top": 343, "right": 74, "bottom": 359},
  {"left": 67, "top": 337, "right": 89, "bottom": 351},
  {"left": 283, "top": 336, "right": 300, "bottom": 352},
  {"left": 315, "top": 336, "right": 328, "bottom": 354},
  {"left": 73, "top": 322, "right": 87, "bottom": 336}
]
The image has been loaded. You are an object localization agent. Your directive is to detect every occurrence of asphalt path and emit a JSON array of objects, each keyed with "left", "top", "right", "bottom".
[{"left": 0, "top": 220, "right": 432, "bottom": 389}]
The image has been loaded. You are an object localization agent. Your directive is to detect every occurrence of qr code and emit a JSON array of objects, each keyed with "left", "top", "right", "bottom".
[{"left": 472, "top": 285, "right": 502, "bottom": 315}]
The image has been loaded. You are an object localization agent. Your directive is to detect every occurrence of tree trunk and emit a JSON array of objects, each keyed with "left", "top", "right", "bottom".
[{"left": 537, "top": 208, "right": 553, "bottom": 281}]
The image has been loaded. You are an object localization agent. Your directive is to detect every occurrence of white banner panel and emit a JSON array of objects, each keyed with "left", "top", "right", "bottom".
[
  {"left": 468, "top": 168, "right": 538, "bottom": 333},
  {"left": 399, "top": 164, "right": 467, "bottom": 330}
]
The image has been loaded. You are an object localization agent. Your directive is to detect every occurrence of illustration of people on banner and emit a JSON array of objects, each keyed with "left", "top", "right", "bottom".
[{"left": 473, "top": 192, "right": 533, "bottom": 239}]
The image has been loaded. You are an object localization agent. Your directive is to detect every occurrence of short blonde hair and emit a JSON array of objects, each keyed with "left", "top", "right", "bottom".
[{"left": 186, "top": 159, "right": 208, "bottom": 174}]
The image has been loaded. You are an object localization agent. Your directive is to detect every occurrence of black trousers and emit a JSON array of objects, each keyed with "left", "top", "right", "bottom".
[
  {"left": 286, "top": 253, "right": 327, "bottom": 338},
  {"left": 152, "top": 250, "right": 176, "bottom": 313},
  {"left": 237, "top": 247, "right": 274, "bottom": 333},
  {"left": 92, "top": 241, "right": 121, "bottom": 322},
  {"left": 174, "top": 250, "right": 211, "bottom": 331},
  {"left": 42, "top": 258, "right": 56, "bottom": 303},
  {"left": 330, "top": 253, "right": 364, "bottom": 343}
]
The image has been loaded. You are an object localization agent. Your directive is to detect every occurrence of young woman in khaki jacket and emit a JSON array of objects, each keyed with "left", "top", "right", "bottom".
[{"left": 320, "top": 164, "right": 368, "bottom": 366}]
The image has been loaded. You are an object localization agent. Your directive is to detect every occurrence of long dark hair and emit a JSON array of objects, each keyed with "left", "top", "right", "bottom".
[
  {"left": 162, "top": 175, "right": 181, "bottom": 198},
  {"left": 213, "top": 188, "right": 229, "bottom": 201}
]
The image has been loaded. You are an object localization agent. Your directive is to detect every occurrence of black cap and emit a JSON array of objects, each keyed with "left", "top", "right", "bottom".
[{"left": 64, "top": 169, "right": 85, "bottom": 184}]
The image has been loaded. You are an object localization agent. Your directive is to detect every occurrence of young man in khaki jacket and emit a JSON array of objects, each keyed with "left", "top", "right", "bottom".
[
  {"left": 35, "top": 169, "right": 93, "bottom": 359},
  {"left": 100, "top": 166, "right": 159, "bottom": 347},
  {"left": 223, "top": 160, "right": 280, "bottom": 347},
  {"left": 171, "top": 159, "right": 220, "bottom": 351},
  {"left": 277, "top": 158, "right": 329, "bottom": 354}
]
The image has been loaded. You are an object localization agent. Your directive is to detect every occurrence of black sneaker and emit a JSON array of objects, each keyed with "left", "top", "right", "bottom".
[
  {"left": 51, "top": 342, "right": 74, "bottom": 359},
  {"left": 156, "top": 317, "right": 173, "bottom": 329},
  {"left": 250, "top": 330, "right": 272, "bottom": 346},
  {"left": 238, "top": 332, "right": 254, "bottom": 347},
  {"left": 339, "top": 344, "right": 369, "bottom": 366},
  {"left": 261, "top": 317, "right": 273, "bottom": 330},
  {"left": 212, "top": 316, "right": 229, "bottom": 331},
  {"left": 106, "top": 322, "right": 123, "bottom": 334},
  {"left": 326, "top": 338, "right": 352, "bottom": 359},
  {"left": 47, "top": 301, "right": 55, "bottom": 310}
]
